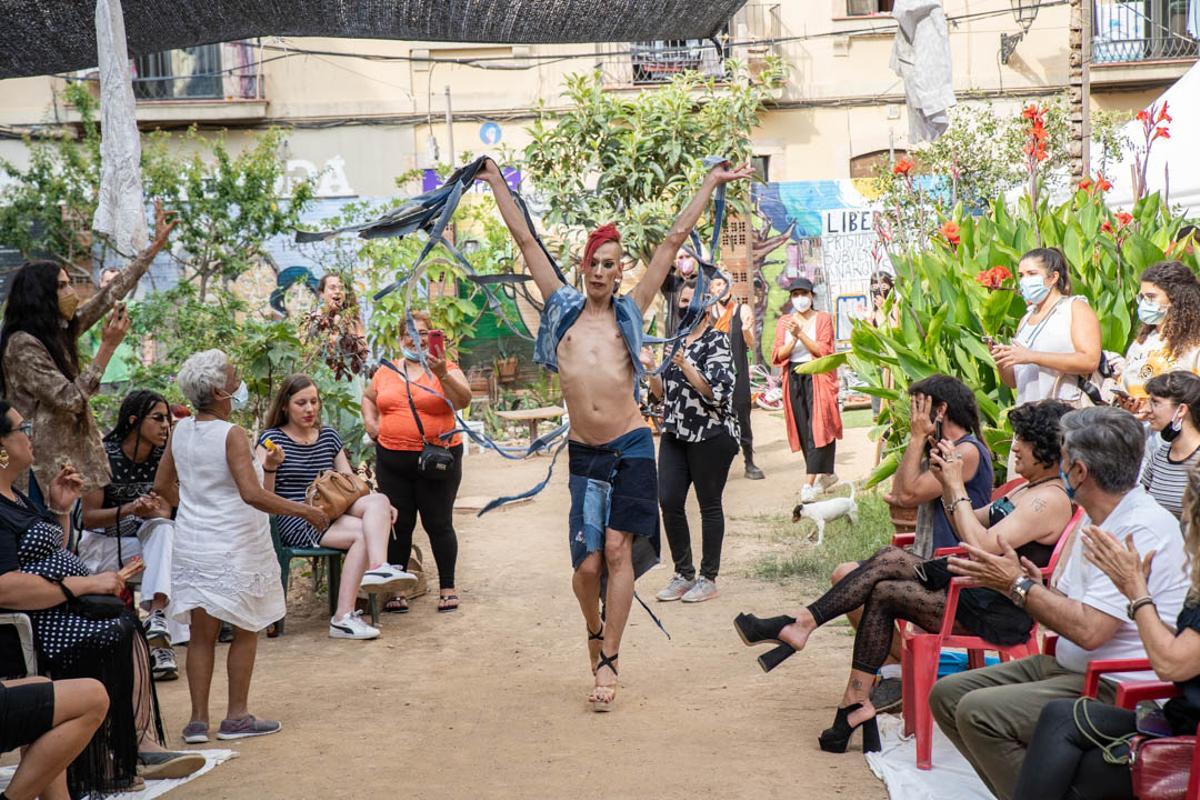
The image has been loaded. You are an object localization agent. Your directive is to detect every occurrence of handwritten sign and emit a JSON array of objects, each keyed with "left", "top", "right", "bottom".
[{"left": 821, "top": 208, "right": 883, "bottom": 342}]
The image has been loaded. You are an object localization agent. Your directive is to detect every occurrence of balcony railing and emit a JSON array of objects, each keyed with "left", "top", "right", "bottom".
[
  {"left": 132, "top": 41, "right": 263, "bottom": 101},
  {"left": 598, "top": 39, "right": 727, "bottom": 86},
  {"left": 1092, "top": 0, "right": 1199, "bottom": 63}
]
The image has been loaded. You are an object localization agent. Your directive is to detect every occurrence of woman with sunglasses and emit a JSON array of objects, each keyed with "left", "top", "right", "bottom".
[{"left": 80, "top": 390, "right": 185, "bottom": 680}]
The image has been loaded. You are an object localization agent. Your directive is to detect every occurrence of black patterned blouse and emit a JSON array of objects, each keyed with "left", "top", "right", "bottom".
[{"left": 659, "top": 327, "right": 740, "bottom": 443}]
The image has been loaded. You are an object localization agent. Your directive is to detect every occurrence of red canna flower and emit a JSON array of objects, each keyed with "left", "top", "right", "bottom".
[
  {"left": 939, "top": 221, "right": 961, "bottom": 246},
  {"left": 892, "top": 157, "right": 915, "bottom": 177},
  {"left": 1021, "top": 105, "right": 1040, "bottom": 120},
  {"left": 1077, "top": 177, "right": 1092, "bottom": 191},
  {"left": 1115, "top": 211, "right": 1134, "bottom": 227},
  {"left": 1153, "top": 127, "right": 1171, "bottom": 141},
  {"left": 1096, "top": 173, "right": 1113, "bottom": 192},
  {"left": 975, "top": 266, "right": 1013, "bottom": 290},
  {"left": 1101, "top": 221, "right": 1114, "bottom": 234},
  {"left": 1157, "top": 101, "right": 1172, "bottom": 124},
  {"left": 1136, "top": 109, "right": 1151, "bottom": 123}
]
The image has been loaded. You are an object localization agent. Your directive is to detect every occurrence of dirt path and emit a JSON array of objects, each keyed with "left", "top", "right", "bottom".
[{"left": 159, "top": 411, "right": 889, "bottom": 799}]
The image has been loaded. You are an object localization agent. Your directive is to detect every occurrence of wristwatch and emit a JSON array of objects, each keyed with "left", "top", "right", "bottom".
[{"left": 1009, "top": 576, "right": 1036, "bottom": 608}]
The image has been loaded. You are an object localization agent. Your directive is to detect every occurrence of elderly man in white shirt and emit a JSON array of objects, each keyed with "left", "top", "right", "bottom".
[{"left": 933, "top": 405, "right": 1189, "bottom": 800}]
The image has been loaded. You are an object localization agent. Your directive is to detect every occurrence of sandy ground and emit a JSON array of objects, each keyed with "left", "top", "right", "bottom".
[{"left": 155, "top": 411, "right": 889, "bottom": 800}]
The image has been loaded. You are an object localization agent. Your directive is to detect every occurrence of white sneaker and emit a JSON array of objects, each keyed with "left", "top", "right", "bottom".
[
  {"left": 329, "top": 611, "right": 380, "bottom": 640},
  {"left": 144, "top": 610, "right": 171, "bottom": 644},
  {"left": 151, "top": 647, "right": 178, "bottom": 681},
  {"left": 359, "top": 564, "right": 419, "bottom": 594},
  {"left": 681, "top": 577, "right": 719, "bottom": 603},
  {"left": 655, "top": 574, "right": 696, "bottom": 602},
  {"left": 801, "top": 484, "right": 817, "bottom": 503}
]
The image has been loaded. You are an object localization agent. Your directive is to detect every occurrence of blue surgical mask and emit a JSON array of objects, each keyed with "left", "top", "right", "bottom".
[
  {"left": 1138, "top": 297, "right": 1167, "bottom": 325},
  {"left": 1019, "top": 275, "right": 1052, "bottom": 305},
  {"left": 401, "top": 346, "right": 421, "bottom": 362},
  {"left": 1059, "top": 462, "right": 1077, "bottom": 500},
  {"left": 221, "top": 381, "right": 249, "bottom": 411}
]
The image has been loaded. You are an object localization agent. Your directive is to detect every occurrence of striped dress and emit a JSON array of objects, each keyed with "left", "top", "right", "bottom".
[
  {"left": 258, "top": 426, "right": 345, "bottom": 547},
  {"left": 1141, "top": 439, "right": 1200, "bottom": 521}
]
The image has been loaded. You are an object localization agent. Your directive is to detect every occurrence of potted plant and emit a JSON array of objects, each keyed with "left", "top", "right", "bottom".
[{"left": 494, "top": 342, "right": 519, "bottom": 384}]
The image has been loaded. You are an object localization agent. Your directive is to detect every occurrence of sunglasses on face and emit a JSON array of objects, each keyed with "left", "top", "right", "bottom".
[
  {"left": 147, "top": 413, "right": 170, "bottom": 424},
  {"left": 13, "top": 421, "right": 31, "bottom": 437}
]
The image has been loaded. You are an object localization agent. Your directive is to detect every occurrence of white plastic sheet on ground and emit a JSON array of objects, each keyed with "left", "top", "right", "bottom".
[
  {"left": 92, "top": 0, "right": 148, "bottom": 256},
  {"left": 865, "top": 714, "right": 993, "bottom": 800},
  {"left": 0, "top": 749, "right": 236, "bottom": 799},
  {"left": 1097, "top": 60, "right": 1200, "bottom": 217}
]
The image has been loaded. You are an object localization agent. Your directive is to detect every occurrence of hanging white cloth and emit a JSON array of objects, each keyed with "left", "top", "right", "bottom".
[
  {"left": 890, "top": 0, "right": 956, "bottom": 143},
  {"left": 92, "top": 0, "right": 148, "bottom": 256},
  {"left": 1189, "top": 0, "right": 1200, "bottom": 40}
]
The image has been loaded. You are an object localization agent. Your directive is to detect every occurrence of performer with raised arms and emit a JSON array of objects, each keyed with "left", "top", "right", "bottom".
[{"left": 476, "top": 156, "right": 754, "bottom": 711}]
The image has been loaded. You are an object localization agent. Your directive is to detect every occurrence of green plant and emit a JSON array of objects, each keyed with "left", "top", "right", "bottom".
[
  {"left": 523, "top": 59, "right": 786, "bottom": 269},
  {"left": 830, "top": 187, "right": 1197, "bottom": 487},
  {"left": 105, "top": 283, "right": 371, "bottom": 464},
  {"left": 0, "top": 83, "right": 108, "bottom": 269},
  {"left": 142, "top": 128, "right": 314, "bottom": 300},
  {"left": 872, "top": 98, "right": 1130, "bottom": 248}
]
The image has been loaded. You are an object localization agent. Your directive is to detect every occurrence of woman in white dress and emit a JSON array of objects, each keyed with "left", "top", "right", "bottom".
[{"left": 155, "top": 349, "right": 327, "bottom": 744}]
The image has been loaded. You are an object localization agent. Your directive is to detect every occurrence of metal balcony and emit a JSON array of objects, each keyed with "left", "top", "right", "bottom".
[{"left": 1092, "top": 0, "right": 1199, "bottom": 63}]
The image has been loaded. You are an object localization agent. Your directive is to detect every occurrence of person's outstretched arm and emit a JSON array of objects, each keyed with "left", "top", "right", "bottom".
[
  {"left": 475, "top": 159, "right": 562, "bottom": 302},
  {"left": 629, "top": 161, "right": 755, "bottom": 314}
]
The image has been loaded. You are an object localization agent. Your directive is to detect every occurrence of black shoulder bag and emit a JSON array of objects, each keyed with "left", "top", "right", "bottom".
[
  {"left": 50, "top": 577, "right": 125, "bottom": 620},
  {"left": 401, "top": 371, "right": 457, "bottom": 480}
]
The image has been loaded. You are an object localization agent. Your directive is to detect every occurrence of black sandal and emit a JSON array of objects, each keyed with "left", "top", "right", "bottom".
[
  {"left": 437, "top": 594, "right": 460, "bottom": 613},
  {"left": 590, "top": 652, "right": 619, "bottom": 712},
  {"left": 384, "top": 595, "right": 409, "bottom": 614}
]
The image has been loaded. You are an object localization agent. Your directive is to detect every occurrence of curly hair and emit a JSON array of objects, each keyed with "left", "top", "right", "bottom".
[
  {"left": 1139, "top": 261, "right": 1200, "bottom": 356},
  {"left": 908, "top": 374, "right": 984, "bottom": 441},
  {"left": 1008, "top": 399, "right": 1073, "bottom": 468}
]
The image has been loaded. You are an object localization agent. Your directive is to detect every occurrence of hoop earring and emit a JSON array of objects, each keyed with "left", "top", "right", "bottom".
[{"left": 0, "top": 449, "right": 10, "bottom": 470}]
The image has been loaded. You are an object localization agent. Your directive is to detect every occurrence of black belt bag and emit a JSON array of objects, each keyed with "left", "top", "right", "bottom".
[{"left": 401, "top": 369, "right": 457, "bottom": 481}]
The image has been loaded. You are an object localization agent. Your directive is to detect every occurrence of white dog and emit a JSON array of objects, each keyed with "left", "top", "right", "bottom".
[{"left": 791, "top": 483, "right": 858, "bottom": 545}]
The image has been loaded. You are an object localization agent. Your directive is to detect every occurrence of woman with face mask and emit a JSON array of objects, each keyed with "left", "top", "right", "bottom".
[
  {"left": 0, "top": 204, "right": 176, "bottom": 501},
  {"left": 1139, "top": 371, "right": 1200, "bottom": 520},
  {"left": 992, "top": 248, "right": 1101, "bottom": 407},
  {"left": 771, "top": 277, "right": 842, "bottom": 502},
  {"left": 362, "top": 310, "right": 471, "bottom": 614},
  {"left": 1121, "top": 261, "right": 1200, "bottom": 404},
  {"left": 154, "top": 349, "right": 326, "bottom": 744}
]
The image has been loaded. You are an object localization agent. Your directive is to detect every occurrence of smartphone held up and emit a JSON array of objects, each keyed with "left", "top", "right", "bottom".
[{"left": 427, "top": 329, "right": 446, "bottom": 360}]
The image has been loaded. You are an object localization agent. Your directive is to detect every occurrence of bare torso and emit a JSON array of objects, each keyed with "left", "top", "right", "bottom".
[{"left": 556, "top": 306, "right": 646, "bottom": 445}]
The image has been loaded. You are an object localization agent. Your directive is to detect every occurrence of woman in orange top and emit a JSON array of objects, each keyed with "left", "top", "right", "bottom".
[
  {"left": 771, "top": 277, "right": 843, "bottom": 502},
  {"left": 362, "top": 311, "right": 471, "bottom": 613}
]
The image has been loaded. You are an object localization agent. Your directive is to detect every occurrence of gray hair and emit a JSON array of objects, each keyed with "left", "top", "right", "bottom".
[
  {"left": 1060, "top": 406, "right": 1145, "bottom": 493},
  {"left": 177, "top": 349, "right": 230, "bottom": 409}
]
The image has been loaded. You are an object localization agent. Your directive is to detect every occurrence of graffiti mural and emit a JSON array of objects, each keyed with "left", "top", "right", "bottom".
[{"left": 750, "top": 179, "right": 887, "bottom": 356}]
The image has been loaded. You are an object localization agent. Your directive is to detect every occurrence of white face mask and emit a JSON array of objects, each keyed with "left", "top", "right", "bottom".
[{"left": 792, "top": 295, "right": 813, "bottom": 313}]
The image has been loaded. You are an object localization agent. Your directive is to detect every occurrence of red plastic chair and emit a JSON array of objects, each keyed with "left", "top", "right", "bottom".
[
  {"left": 1083, "top": 659, "right": 1198, "bottom": 800},
  {"left": 901, "top": 504, "right": 1086, "bottom": 769}
]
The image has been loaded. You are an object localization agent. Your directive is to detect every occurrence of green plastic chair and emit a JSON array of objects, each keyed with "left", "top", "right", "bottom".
[{"left": 269, "top": 518, "right": 379, "bottom": 635}]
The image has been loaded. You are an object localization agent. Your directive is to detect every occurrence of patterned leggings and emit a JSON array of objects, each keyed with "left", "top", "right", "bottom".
[{"left": 807, "top": 546, "right": 952, "bottom": 673}]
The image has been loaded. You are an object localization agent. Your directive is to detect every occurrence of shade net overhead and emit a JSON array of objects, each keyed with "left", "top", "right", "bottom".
[{"left": 0, "top": 0, "right": 747, "bottom": 79}]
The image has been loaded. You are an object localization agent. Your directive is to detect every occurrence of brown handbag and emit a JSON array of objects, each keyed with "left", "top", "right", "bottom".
[
  {"left": 1129, "top": 735, "right": 1194, "bottom": 800},
  {"left": 304, "top": 470, "right": 369, "bottom": 522}
]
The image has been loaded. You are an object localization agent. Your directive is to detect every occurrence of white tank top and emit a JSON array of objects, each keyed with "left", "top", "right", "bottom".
[{"left": 1012, "top": 296, "right": 1086, "bottom": 404}]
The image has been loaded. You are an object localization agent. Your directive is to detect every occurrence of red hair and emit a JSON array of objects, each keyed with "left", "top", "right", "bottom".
[{"left": 582, "top": 223, "right": 622, "bottom": 269}]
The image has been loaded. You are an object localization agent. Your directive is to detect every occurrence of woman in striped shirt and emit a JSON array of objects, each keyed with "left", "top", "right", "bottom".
[
  {"left": 1141, "top": 371, "right": 1200, "bottom": 520},
  {"left": 256, "top": 375, "right": 415, "bottom": 640}
]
